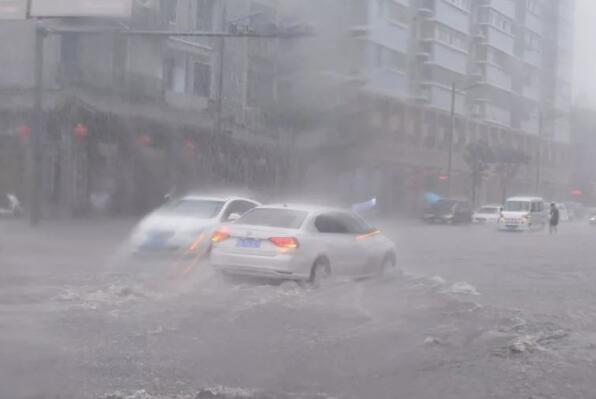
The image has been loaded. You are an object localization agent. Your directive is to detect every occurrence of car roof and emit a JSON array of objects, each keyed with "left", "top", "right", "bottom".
[
  {"left": 254, "top": 203, "right": 351, "bottom": 215},
  {"left": 506, "top": 196, "right": 544, "bottom": 202},
  {"left": 181, "top": 195, "right": 258, "bottom": 203}
]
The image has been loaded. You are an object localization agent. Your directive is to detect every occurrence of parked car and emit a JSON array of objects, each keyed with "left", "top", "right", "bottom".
[
  {"left": 422, "top": 199, "right": 473, "bottom": 224},
  {"left": 129, "top": 195, "right": 260, "bottom": 256},
  {"left": 498, "top": 196, "right": 547, "bottom": 231},
  {"left": 555, "top": 203, "right": 570, "bottom": 222},
  {"left": 588, "top": 210, "right": 596, "bottom": 225},
  {"left": 473, "top": 204, "right": 502, "bottom": 224},
  {"left": 210, "top": 204, "right": 396, "bottom": 284},
  {"left": 0, "top": 193, "right": 23, "bottom": 218}
]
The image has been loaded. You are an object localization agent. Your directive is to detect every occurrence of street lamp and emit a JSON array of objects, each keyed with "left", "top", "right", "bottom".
[{"left": 446, "top": 81, "right": 482, "bottom": 197}]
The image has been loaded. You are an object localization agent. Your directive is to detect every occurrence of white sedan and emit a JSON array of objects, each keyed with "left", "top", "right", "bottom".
[
  {"left": 129, "top": 195, "right": 260, "bottom": 257},
  {"left": 209, "top": 204, "right": 397, "bottom": 284},
  {"left": 473, "top": 204, "right": 502, "bottom": 224}
]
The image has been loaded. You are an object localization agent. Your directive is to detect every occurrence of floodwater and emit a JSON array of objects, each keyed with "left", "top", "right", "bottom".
[{"left": 2, "top": 219, "right": 596, "bottom": 399}]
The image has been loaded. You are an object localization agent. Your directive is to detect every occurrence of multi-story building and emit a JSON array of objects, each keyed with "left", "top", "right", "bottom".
[
  {"left": 277, "top": 0, "right": 575, "bottom": 207},
  {"left": 0, "top": 0, "right": 286, "bottom": 215}
]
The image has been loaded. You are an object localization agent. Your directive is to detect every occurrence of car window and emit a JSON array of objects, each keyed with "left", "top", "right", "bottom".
[
  {"left": 335, "top": 212, "right": 372, "bottom": 235},
  {"left": 161, "top": 199, "right": 225, "bottom": 218},
  {"left": 236, "top": 208, "right": 308, "bottom": 229},
  {"left": 505, "top": 201, "right": 530, "bottom": 212},
  {"left": 222, "top": 200, "right": 258, "bottom": 221},
  {"left": 315, "top": 214, "right": 348, "bottom": 234},
  {"left": 315, "top": 212, "right": 371, "bottom": 235}
]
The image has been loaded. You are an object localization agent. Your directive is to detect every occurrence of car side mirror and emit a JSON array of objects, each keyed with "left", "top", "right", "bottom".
[{"left": 227, "top": 213, "right": 241, "bottom": 222}]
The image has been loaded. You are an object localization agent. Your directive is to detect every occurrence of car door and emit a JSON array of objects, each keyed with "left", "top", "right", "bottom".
[
  {"left": 336, "top": 212, "right": 382, "bottom": 275},
  {"left": 314, "top": 213, "right": 354, "bottom": 275}
]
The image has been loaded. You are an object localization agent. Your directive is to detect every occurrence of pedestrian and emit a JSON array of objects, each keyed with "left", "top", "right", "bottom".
[{"left": 549, "top": 202, "right": 559, "bottom": 234}]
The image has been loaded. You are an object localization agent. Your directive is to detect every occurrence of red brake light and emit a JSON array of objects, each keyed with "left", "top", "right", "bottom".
[
  {"left": 269, "top": 237, "right": 299, "bottom": 249},
  {"left": 356, "top": 229, "right": 381, "bottom": 240},
  {"left": 211, "top": 229, "right": 230, "bottom": 243}
]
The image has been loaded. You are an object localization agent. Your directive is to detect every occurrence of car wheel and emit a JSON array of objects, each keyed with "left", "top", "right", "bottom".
[{"left": 309, "top": 258, "right": 331, "bottom": 287}]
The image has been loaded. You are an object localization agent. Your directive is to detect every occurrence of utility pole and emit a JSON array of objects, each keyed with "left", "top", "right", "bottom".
[
  {"left": 29, "top": 23, "right": 46, "bottom": 225},
  {"left": 447, "top": 81, "right": 456, "bottom": 197},
  {"left": 216, "top": 6, "right": 227, "bottom": 137},
  {"left": 535, "top": 112, "right": 543, "bottom": 194}
]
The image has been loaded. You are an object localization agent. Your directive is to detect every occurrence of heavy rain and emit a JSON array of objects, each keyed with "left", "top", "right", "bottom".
[{"left": 1, "top": 1, "right": 596, "bottom": 399}]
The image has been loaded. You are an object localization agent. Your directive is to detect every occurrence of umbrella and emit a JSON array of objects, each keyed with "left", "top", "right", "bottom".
[{"left": 424, "top": 192, "right": 441, "bottom": 205}]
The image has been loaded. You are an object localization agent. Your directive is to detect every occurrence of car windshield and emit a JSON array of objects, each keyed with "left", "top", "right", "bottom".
[
  {"left": 478, "top": 207, "right": 499, "bottom": 214},
  {"left": 237, "top": 208, "right": 308, "bottom": 229},
  {"left": 160, "top": 199, "right": 225, "bottom": 218},
  {"left": 504, "top": 201, "right": 530, "bottom": 212}
]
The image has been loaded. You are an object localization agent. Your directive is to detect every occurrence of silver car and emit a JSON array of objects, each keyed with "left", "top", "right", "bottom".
[
  {"left": 210, "top": 204, "right": 397, "bottom": 284},
  {"left": 129, "top": 195, "right": 260, "bottom": 257}
]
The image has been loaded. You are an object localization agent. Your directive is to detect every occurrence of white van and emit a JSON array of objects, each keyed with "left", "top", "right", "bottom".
[{"left": 498, "top": 196, "right": 547, "bottom": 231}]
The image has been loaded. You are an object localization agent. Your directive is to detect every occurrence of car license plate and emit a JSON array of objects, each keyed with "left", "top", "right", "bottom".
[{"left": 237, "top": 238, "right": 261, "bottom": 248}]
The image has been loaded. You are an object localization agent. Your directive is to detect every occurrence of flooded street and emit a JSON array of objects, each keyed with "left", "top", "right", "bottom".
[{"left": 2, "top": 219, "right": 596, "bottom": 399}]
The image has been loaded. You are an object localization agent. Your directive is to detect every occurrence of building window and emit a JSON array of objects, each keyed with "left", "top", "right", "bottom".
[
  {"left": 375, "top": 45, "right": 406, "bottom": 71},
  {"left": 196, "top": 0, "right": 215, "bottom": 31},
  {"left": 193, "top": 62, "right": 211, "bottom": 97},
  {"left": 435, "top": 24, "right": 467, "bottom": 51},
  {"left": 383, "top": 0, "right": 409, "bottom": 25},
  {"left": 161, "top": 0, "right": 177, "bottom": 24},
  {"left": 524, "top": 30, "right": 542, "bottom": 52},
  {"left": 478, "top": 8, "right": 514, "bottom": 35}
]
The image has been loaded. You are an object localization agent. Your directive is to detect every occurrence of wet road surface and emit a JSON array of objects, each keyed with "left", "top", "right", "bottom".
[{"left": 2, "top": 219, "right": 596, "bottom": 399}]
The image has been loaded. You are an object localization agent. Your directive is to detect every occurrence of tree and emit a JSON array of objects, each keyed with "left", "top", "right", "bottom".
[
  {"left": 463, "top": 141, "right": 493, "bottom": 205},
  {"left": 492, "top": 145, "right": 530, "bottom": 202}
]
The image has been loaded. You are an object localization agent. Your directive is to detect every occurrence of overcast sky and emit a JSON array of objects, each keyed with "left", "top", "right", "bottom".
[{"left": 574, "top": 0, "right": 596, "bottom": 105}]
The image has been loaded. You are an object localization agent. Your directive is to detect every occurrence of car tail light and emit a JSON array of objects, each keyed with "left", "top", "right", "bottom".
[
  {"left": 269, "top": 237, "right": 299, "bottom": 249},
  {"left": 211, "top": 229, "right": 230, "bottom": 243},
  {"left": 357, "top": 229, "right": 381, "bottom": 240}
]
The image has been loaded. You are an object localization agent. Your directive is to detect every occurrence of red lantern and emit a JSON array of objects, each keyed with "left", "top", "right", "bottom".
[
  {"left": 138, "top": 134, "right": 153, "bottom": 147},
  {"left": 73, "top": 123, "right": 89, "bottom": 140},
  {"left": 18, "top": 125, "right": 32, "bottom": 141}
]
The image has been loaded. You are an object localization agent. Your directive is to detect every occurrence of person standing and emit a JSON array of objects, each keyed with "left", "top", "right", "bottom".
[{"left": 549, "top": 202, "right": 560, "bottom": 234}]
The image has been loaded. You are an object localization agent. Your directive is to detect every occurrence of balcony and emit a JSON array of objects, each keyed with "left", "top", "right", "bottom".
[
  {"left": 423, "top": 43, "right": 468, "bottom": 74},
  {"left": 489, "top": 0, "right": 516, "bottom": 18},
  {"left": 522, "top": 84, "right": 541, "bottom": 102},
  {"left": 523, "top": 50, "right": 542, "bottom": 68},
  {"left": 435, "top": 0, "right": 471, "bottom": 33},
  {"left": 525, "top": 10, "right": 543, "bottom": 35},
  {"left": 480, "top": 64, "right": 512, "bottom": 91},
  {"left": 476, "top": 25, "right": 515, "bottom": 55},
  {"left": 367, "top": 68, "right": 408, "bottom": 98},
  {"left": 418, "top": 82, "right": 465, "bottom": 112},
  {"left": 473, "top": 101, "right": 511, "bottom": 127}
]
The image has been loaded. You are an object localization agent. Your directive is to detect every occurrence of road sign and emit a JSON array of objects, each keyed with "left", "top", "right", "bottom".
[
  {"left": 0, "top": 0, "right": 27, "bottom": 20},
  {"left": 30, "top": 0, "right": 133, "bottom": 18}
]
